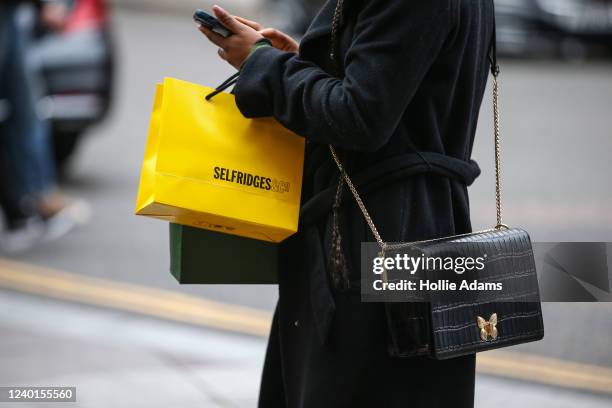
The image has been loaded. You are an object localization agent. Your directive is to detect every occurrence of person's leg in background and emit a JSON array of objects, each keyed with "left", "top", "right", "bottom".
[
  {"left": 0, "top": 3, "right": 53, "bottom": 219},
  {"left": 0, "top": 3, "right": 87, "bottom": 253}
]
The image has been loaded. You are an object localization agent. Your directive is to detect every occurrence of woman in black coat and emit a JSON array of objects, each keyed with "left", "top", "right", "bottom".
[{"left": 199, "top": 1, "right": 495, "bottom": 406}]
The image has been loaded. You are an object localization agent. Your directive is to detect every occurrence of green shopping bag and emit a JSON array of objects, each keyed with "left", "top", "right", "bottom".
[{"left": 169, "top": 223, "right": 278, "bottom": 284}]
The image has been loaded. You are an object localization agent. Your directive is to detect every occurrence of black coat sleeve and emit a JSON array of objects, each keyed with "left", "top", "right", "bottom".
[{"left": 234, "top": 0, "right": 453, "bottom": 152}]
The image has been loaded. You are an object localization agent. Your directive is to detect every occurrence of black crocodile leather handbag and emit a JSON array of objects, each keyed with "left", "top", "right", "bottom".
[
  {"left": 328, "top": 37, "right": 545, "bottom": 359},
  {"left": 385, "top": 228, "right": 545, "bottom": 359}
]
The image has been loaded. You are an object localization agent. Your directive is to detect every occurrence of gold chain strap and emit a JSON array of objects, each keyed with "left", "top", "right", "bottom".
[
  {"left": 329, "top": 144, "right": 386, "bottom": 248},
  {"left": 329, "top": 70, "right": 506, "bottom": 252},
  {"left": 492, "top": 73, "right": 506, "bottom": 230},
  {"left": 329, "top": 0, "right": 344, "bottom": 70}
]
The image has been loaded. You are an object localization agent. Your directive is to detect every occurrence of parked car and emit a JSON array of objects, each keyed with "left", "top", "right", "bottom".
[
  {"left": 34, "top": 0, "right": 115, "bottom": 168},
  {"left": 492, "top": 0, "right": 612, "bottom": 58}
]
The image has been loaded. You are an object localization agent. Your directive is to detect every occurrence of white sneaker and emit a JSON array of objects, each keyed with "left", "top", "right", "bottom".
[
  {"left": 0, "top": 200, "right": 91, "bottom": 253},
  {"left": 0, "top": 218, "right": 45, "bottom": 254},
  {"left": 43, "top": 199, "right": 91, "bottom": 242}
]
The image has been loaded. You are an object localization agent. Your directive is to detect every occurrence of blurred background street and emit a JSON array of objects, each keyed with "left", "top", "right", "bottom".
[{"left": 1, "top": 1, "right": 612, "bottom": 407}]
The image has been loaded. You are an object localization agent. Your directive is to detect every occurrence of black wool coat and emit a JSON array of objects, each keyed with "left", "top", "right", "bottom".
[{"left": 235, "top": 0, "right": 495, "bottom": 407}]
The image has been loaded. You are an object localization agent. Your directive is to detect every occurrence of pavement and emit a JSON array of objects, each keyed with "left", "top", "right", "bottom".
[
  {"left": 0, "top": 290, "right": 265, "bottom": 408},
  {"left": 0, "top": 6, "right": 612, "bottom": 408},
  {"left": 1, "top": 290, "right": 612, "bottom": 408}
]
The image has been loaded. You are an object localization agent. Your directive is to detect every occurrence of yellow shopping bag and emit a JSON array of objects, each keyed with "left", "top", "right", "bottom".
[{"left": 135, "top": 77, "right": 305, "bottom": 243}]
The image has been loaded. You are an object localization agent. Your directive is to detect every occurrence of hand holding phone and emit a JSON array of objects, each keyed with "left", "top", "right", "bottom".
[
  {"left": 194, "top": 9, "right": 233, "bottom": 38},
  {"left": 196, "top": 5, "right": 267, "bottom": 70}
]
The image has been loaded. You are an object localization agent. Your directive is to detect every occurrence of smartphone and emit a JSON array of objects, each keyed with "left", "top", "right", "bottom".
[{"left": 193, "top": 9, "right": 233, "bottom": 38}]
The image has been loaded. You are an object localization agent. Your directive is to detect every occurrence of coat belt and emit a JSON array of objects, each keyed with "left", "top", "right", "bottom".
[{"left": 299, "top": 151, "right": 481, "bottom": 227}]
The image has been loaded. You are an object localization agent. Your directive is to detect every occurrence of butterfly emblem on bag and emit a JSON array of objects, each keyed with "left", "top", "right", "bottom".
[{"left": 477, "top": 313, "right": 498, "bottom": 341}]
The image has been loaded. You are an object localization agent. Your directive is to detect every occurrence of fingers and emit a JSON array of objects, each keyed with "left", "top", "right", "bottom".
[
  {"left": 212, "top": 5, "right": 243, "bottom": 33},
  {"left": 259, "top": 28, "right": 299, "bottom": 52},
  {"left": 217, "top": 48, "right": 228, "bottom": 61},
  {"left": 235, "top": 16, "right": 263, "bottom": 31},
  {"left": 199, "top": 25, "right": 227, "bottom": 47},
  {"left": 260, "top": 28, "right": 283, "bottom": 40},
  {"left": 197, "top": 6, "right": 265, "bottom": 70}
]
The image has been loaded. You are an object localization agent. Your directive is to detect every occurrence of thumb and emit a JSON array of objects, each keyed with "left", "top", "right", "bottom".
[{"left": 212, "top": 5, "right": 243, "bottom": 33}]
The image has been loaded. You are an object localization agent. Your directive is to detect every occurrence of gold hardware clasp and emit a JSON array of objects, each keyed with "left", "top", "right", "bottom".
[{"left": 477, "top": 313, "right": 498, "bottom": 341}]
